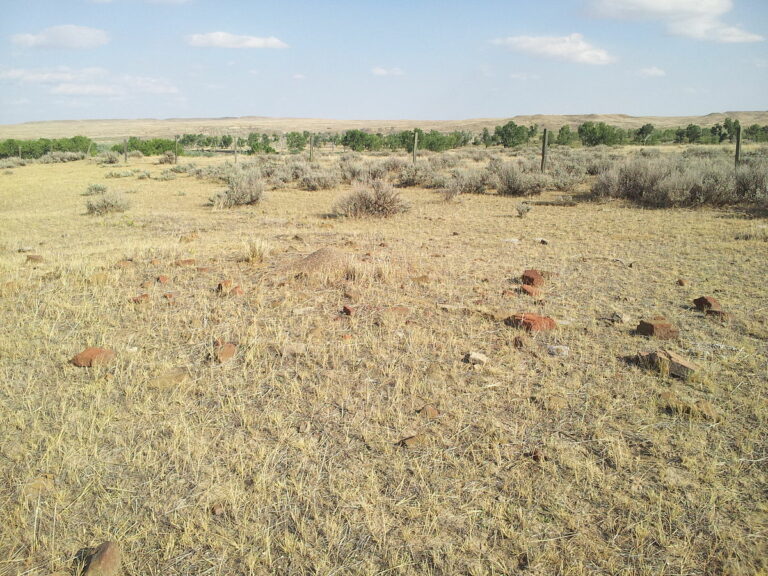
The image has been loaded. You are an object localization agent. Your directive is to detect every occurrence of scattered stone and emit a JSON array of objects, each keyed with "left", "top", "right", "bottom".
[
  {"left": 522, "top": 269, "right": 545, "bottom": 287},
  {"left": 693, "top": 296, "right": 721, "bottom": 312},
  {"left": 149, "top": 259, "right": 162, "bottom": 266},
  {"left": 174, "top": 258, "right": 196, "bottom": 267},
  {"left": 196, "top": 266, "right": 213, "bottom": 273},
  {"left": 464, "top": 351, "right": 489, "bottom": 365},
  {"left": 547, "top": 345, "right": 570, "bottom": 357},
  {"left": 215, "top": 343, "right": 237, "bottom": 363},
  {"left": 397, "top": 435, "right": 424, "bottom": 448},
  {"left": 676, "top": 278, "right": 687, "bottom": 286},
  {"left": 156, "top": 275, "right": 170, "bottom": 284},
  {"left": 162, "top": 292, "right": 176, "bottom": 304},
  {"left": 83, "top": 541, "right": 121, "bottom": 576},
  {"left": 129, "top": 293, "right": 150, "bottom": 304},
  {"left": 504, "top": 238, "right": 521, "bottom": 244},
  {"left": 639, "top": 349, "right": 699, "bottom": 379},
  {"left": 533, "top": 238, "right": 549, "bottom": 245},
  {"left": 524, "top": 448, "right": 546, "bottom": 462},
  {"left": 418, "top": 404, "right": 440, "bottom": 419},
  {"left": 384, "top": 305, "right": 410, "bottom": 316},
  {"left": 17, "top": 246, "right": 33, "bottom": 253},
  {"left": 210, "top": 503, "right": 226, "bottom": 516},
  {"left": 216, "top": 280, "right": 233, "bottom": 293},
  {"left": 115, "top": 259, "right": 135, "bottom": 269},
  {"left": 519, "top": 284, "right": 542, "bottom": 299},
  {"left": 140, "top": 280, "right": 154, "bottom": 289},
  {"left": 229, "top": 285, "right": 244, "bottom": 296},
  {"left": 71, "top": 347, "right": 116, "bottom": 368},
  {"left": 609, "top": 311, "right": 631, "bottom": 325},
  {"left": 506, "top": 313, "right": 557, "bottom": 332},
  {"left": 26, "top": 254, "right": 44, "bottom": 263},
  {"left": 636, "top": 317, "right": 679, "bottom": 340}
]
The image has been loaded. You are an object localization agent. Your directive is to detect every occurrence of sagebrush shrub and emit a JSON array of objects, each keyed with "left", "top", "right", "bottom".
[
  {"left": 334, "top": 181, "right": 409, "bottom": 218},
  {"left": 300, "top": 170, "right": 340, "bottom": 191},
  {"left": 83, "top": 183, "right": 107, "bottom": 196},
  {"left": 85, "top": 192, "right": 129, "bottom": 215},
  {"left": 495, "top": 163, "right": 548, "bottom": 196},
  {"left": 209, "top": 167, "right": 263, "bottom": 208}
]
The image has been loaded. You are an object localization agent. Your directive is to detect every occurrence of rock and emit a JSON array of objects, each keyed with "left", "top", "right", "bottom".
[
  {"left": 533, "top": 237, "right": 549, "bottom": 245},
  {"left": 115, "top": 259, "right": 135, "bottom": 269},
  {"left": 83, "top": 541, "right": 121, "bottom": 576},
  {"left": 149, "top": 259, "right": 162, "bottom": 266},
  {"left": 216, "top": 280, "right": 233, "bottom": 293},
  {"left": 71, "top": 347, "right": 116, "bottom": 368},
  {"left": 230, "top": 286, "right": 244, "bottom": 296},
  {"left": 524, "top": 448, "right": 546, "bottom": 462},
  {"left": 547, "top": 345, "right": 570, "bottom": 357},
  {"left": 705, "top": 308, "right": 730, "bottom": 322},
  {"left": 341, "top": 305, "right": 356, "bottom": 316},
  {"left": 636, "top": 317, "right": 679, "bottom": 340},
  {"left": 26, "top": 254, "right": 44, "bottom": 263},
  {"left": 418, "top": 405, "right": 440, "bottom": 419},
  {"left": 174, "top": 258, "right": 196, "bottom": 267},
  {"left": 519, "top": 285, "right": 542, "bottom": 299},
  {"left": 210, "top": 503, "right": 226, "bottom": 516},
  {"left": 693, "top": 296, "right": 721, "bottom": 312},
  {"left": 384, "top": 305, "right": 410, "bottom": 316},
  {"left": 17, "top": 246, "right": 33, "bottom": 253},
  {"left": 506, "top": 313, "right": 557, "bottom": 332},
  {"left": 639, "top": 349, "right": 699, "bottom": 379},
  {"left": 196, "top": 266, "right": 213, "bottom": 273},
  {"left": 129, "top": 293, "right": 150, "bottom": 304},
  {"left": 215, "top": 343, "right": 237, "bottom": 363},
  {"left": 411, "top": 275, "right": 430, "bottom": 285},
  {"left": 162, "top": 292, "right": 176, "bottom": 303},
  {"left": 139, "top": 280, "right": 154, "bottom": 289},
  {"left": 156, "top": 275, "right": 170, "bottom": 284},
  {"left": 522, "top": 269, "right": 545, "bottom": 287},
  {"left": 343, "top": 287, "right": 360, "bottom": 302},
  {"left": 464, "top": 351, "right": 489, "bottom": 365},
  {"left": 609, "top": 311, "right": 631, "bottom": 325},
  {"left": 676, "top": 278, "right": 687, "bottom": 286},
  {"left": 148, "top": 368, "right": 189, "bottom": 389},
  {"left": 179, "top": 233, "right": 198, "bottom": 243}
]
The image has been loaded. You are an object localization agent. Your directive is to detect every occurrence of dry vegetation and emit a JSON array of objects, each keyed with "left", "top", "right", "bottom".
[{"left": 1, "top": 144, "right": 767, "bottom": 576}]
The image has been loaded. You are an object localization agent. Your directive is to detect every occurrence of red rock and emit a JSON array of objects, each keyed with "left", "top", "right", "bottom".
[
  {"left": 156, "top": 275, "right": 170, "bottom": 284},
  {"left": 115, "top": 259, "right": 135, "bottom": 269},
  {"left": 519, "top": 285, "right": 541, "bottom": 299},
  {"left": 26, "top": 254, "right": 44, "bottom": 263},
  {"left": 83, "top": 541, "right": 121, "bottom": 576},
  {"left": 639, "top": 349, "right": 699, "bottom": 379},
  {"left": 196, "top": 266, "right": 214, "bottom": 273},
  {"left": 149, "top": 259, "right": 162, "bottom": 266},
  {"left": 676, "top": 278, "right": 687, "bottom": 286},
  {"left": 215, "top": 343, "right": 237, "bottom": 363},
  {"left": 522, "top": 269, "right": 545, "bottom": 287},
  {"left": 216, "top": 280, "right": 233, "bottom": 293},
  {"left": 230, "top": 286, "right": 244, "bottom": 296},
  {"left": 71, "top": 347, "right": 116, "bottom": 367},
  {"left": 636, "top": 318, "right": 679, "bottom": 339},
  {"left": 129, "top": 293, "right": 150, "bottom": 304},
  {"left": 418, "top": 405, "right": 440, "bottom": 419},
  {"left": 342, "top": 305, "right": 356, "bottom": 316},
  {"left": 502, "top": 289, "right": 516, "bottom": 298},
  {"left": 693, "top": 296, "right": 721, "bottom": 312},
  {"left": 174, "top": 258, "right": 196, "bottom": 267},
  {"left": 505, "top": 313, "right": 557, "bottom": 332},
  {"left": 162, "top": 292, "right": 176, "bottom": 304},
  {"left": 139, "top": 280, "right": 153, "bottom": 289},
  {"left": 397, "top": 435, "right": 424, "bottom": 448}
]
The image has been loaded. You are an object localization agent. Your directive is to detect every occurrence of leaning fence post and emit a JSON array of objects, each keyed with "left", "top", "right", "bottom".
[
  {"left": 309, "top": 134, "right": 314, "bottom": 162},
  {"left": 412, "top": 131, "right": 418, "bottom": 164},
  {"left": 123, "top": 139, "right": 127, "bottom": 163},
  {"left": 174, "top": 135, "right": 179, "bottom": 164},
  {"left": 734, "top": 125, "right": 742, "bottom": 167},
  {"left": 540, "top": 128, "right": 549, "bottom": 173}
]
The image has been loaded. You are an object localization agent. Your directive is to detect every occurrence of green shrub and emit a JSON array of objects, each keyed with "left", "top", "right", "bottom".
[
  {"left": 299, "top": 170, "right": 340, "bottom": 191},
  {"left": 209, "top": 167, "right": 263, "bottom": 208},
  {"left": 86, "top": 192, "right": 129, "bottom": 215},
  {"left": 334, "top": 181, "right": 409, "bottom": 218},
  {"left": 495, "top": 163, "right": 547, "bottom": 196},
  {"left": 99, "top": 151, "right": 120, "bottom": 165},
  {"left": 83, "top": 183, "right": 107, "bottom": 196}
]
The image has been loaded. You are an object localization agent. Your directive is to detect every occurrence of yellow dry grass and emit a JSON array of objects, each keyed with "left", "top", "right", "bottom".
[{"left": 1, "top": 150, "right": 767, "bottom": 575}]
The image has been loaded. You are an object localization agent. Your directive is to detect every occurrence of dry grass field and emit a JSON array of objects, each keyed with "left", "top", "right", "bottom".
[{"left": 1, "top": 146, "right": 767, "bottom": 575}]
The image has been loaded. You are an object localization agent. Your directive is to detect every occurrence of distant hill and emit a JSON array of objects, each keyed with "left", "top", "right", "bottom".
[{"left": 1, "top": 112, "right": 766, "bottom": 144}]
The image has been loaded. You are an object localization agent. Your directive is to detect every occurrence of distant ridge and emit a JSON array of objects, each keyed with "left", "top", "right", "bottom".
[{"left": 1, "top": 112, "right": 766, "bottom": 143}]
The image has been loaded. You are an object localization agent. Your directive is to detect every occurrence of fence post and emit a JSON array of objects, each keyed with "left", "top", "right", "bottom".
[
  {"left": 540, "top": 128, "right": 549, "bottom": 173},
  {"left": 234, "top": 136, "right": 238, "bottom": 164},
  {"left": 413, "top": 131, "right": 418, "bottom": 164},
  {"left": 123, "top": 139, "right": 127, "bottom": 163},
  {"left": 734, "top": 125, "right": 742, "bottom": 167},
  {"left": 309, "top": 134, "right": 314, "bottom": 162},
  {"left": 174, "top": 135, "right": 179, "bottom": 164}
]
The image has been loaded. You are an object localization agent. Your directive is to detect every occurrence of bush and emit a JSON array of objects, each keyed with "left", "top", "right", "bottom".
[
  {"left": 299, "top": 170, "right": 340, "bottom": 191},
  {"left": 735, "top": 160, "right": 768, "bottom": 203},
  {"left": 99, "top": 151, "right": 120, "bottom": 165},
  {"left": 334, "top": 181, "right": 410, "bottom": 218},
  {"left": 38, "top": 151, "right": 86, "bottom": 163},
  {"left": 158, "top": 151, "right": 176, "bottom": 164},
  {"left": 494, "top": 163, "right": 547, "bottom": 196},
  {"left": 445, "top": 170, "right": 487, "bottom": 199},
  {"left": 128, "top": 150, "right": 144, "bottom": 159},
  {"left": 83, "top": 183, "right": 107, "bottom": 196},
  {"left": 86, "top": 192, "right": 129, "bottom": 215},
  {"left": 209, "top": 167, "right": 263, "bottom": 208}
]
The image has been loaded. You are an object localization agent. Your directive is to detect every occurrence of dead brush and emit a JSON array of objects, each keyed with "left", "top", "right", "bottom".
[
  {"left": 243, "top": 238, "right": 272, "bottom": 263},
  {"left": 333, "top": 180, "right": 410, "bottom": 218}
]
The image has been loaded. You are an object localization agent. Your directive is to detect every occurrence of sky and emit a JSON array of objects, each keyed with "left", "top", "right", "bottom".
[{"left": 0, "top": 0, "right": 766, "bottom": 124}]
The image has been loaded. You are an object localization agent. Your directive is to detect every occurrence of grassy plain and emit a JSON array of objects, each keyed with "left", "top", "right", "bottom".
[{"left": 0, "top": 147, "right": 767, "bottom": 575}]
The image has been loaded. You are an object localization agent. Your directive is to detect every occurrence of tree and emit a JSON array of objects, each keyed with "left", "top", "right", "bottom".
[
  {"left": 221, "top": 135, "right": 233, "bottom": 148},
  {"left": 723, "top": 117, "right": 740, "bottom": 142},
  {"left": 286, "top": 131, "right": 308, "bottom": 153},
  {"left": 635, "top": 123, "right": 655, "bottom": 144},
  {"left": 684, "top": 124, "right": 702, "bottom": 143},
  {"left": 555, "top": 125, "right": 574, "bottom": 146},
  {"left": 480, "top": 127, "right": 493, "bottom": 147},
  {"left": 493, "top": 121, "right": 530, "bottom": 148},
  {"left": 578, "top": 122, "right": 625, "bottom": 146}
]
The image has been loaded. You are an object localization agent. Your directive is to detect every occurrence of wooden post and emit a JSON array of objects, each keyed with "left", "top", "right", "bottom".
[
  {"left": 174, "top": 135, "right": 179, "bottom": 164},
  {"left": 123, "top": 139, "right": 127, "bottom": 163},
  {"left": 18, "top": 144, "right": 22, "bottom": 159},
  {"left": 540, "top": 128, "right": 549, "bottom": 173},
  {"left": 234, "top": 137, "right": 238, "bottom": 164},
  {"left": 735, "top": 125, "right": 742, "bottom": 167},
  {"left": 412, "top": 131, "right": 418, "bottom": 164},
  {"left": 309, "top": 134, "right": 314, "bottom": 162}
]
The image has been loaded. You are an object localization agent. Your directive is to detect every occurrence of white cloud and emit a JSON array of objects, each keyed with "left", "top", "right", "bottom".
[
  {"left": 0, "top": 67, "right": 107, "bottom": 84},
  {"left": 492, "top": 33, "right": 615, "bottom": 65},
  {"left": 591, "top": 0, "right": 763, "bottom": 42},
  {"left": 186, "top": 32, "right": 288, "bottom": 49},
  {"left": 121, "top": 75, "right": 178, "bottom": 94},
  {"left": 292, "top": 74, "right": 306, "bottom": 80},
  {"left": 51, "top": 83, "right": 119, "bottom": 96},
  {"left": 371, "top": 66, "right": 405, "bottom": 76},
  {"left": 509, "top": 72, "right": 541, "bottom": 80},
  {"left": 11, "top": 25, "right": 110, "bottom": 49},
  {"left": 638, "top": 66, "right": 666, "bottom": 77}
]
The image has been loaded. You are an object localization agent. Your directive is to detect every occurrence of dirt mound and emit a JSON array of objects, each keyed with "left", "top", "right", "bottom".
[{"left": 282, "top": 247, "right": 350, "bottom": 276}]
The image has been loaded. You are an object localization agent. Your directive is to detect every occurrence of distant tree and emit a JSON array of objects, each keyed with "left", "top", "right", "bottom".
[
  {"left": 493, "top": 121, "right": 530, "bottom": 147},
  {"left": 723, "top": 117, "right": 740, "bottom": 142},
  {"left": 480, "top": 127, "right": 493, "bottom": 147},
  {"left": 221, "top": 135, "right": 233, "bottom": 148},
  {"left": 286, "top": 131, "right": 308, "bottom": 153},
  {"left": 684, "top": 124, "right": 702, "bottom": 143},
  {"left": 577, "top": 122, "right": 625, "bottom": 146},
  {"left": 555, "top": 125, "right": 575, "bottom": 146},
  {"left": 635, "top": 123, "right": 655, "bottom": 144}
]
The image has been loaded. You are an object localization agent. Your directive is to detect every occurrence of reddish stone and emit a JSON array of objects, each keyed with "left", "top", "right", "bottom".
[
  {"left": 522, "top": 269, "right": 545, "bottom": 287},
  {"left": 26, "top": 254, "right": 44, "bottom": 263},
  {"left": 156, "top": 275, "right": 170, "bottom": 284},
  {"left": 140, "top": 280, "right": 153, "bottom": 289},
  {"left": 216, "top": 280, "right": 233, "bottom": 293},
  {"left": 215, "top": 342, "right": 237, "bottom": 363},
  {"left": 230, "top": 285, "right": 244, "bottom": 296},
  {"left": 385, "top": 305, "right": 410, "bottom": 316},
  {"left": 519, "top": 285, "right": 541, "bottom": 299},
  {"left": 83, "top": 541, "right": 121, "bottom": 576},
  {"left": 115, "top": 259, "right": 135, "bottom": 269},
  {"left": 636, "top": 318, "right": 679, "bottom": 340},
  {"left": 174, "top": 258, "right": 196, "bottom": 267},
  {"left": 397, "top": 435, "right": 424, "bottom": 448},
  {"left": 693, "top": 296, "right": 721, "bottom": 312},
  {"left": 71, "top": 347, "right": 116, "bottom": 367},
  {"left": 149, "top": 259, "right": 162, "bottom": 266},
  {"left": 418, "top": 405, "right": 440, "bottom": 419},
  {"left": 196, "top": 267, "right": 214, "bottom": 273},
  {"left": 129, "top": 293, "right": 150, "bottom": 304},
  {"left": 162, "top": 292, "right": 176, "bottom": 304},
  {"left": 676, "top": 278, "right": 687, "bottom": 286},
  {"left": 505, "top": 313, "right": 557, "bottom": 332}
]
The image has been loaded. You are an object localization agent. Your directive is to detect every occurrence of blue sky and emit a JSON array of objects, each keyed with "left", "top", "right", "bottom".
[{"left": 1, "top": 0, "right": 766, "bottom": 123}]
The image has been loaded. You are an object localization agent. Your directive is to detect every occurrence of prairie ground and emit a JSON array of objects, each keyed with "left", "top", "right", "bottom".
[{"left": 0, "top": 149, "right": 766, "bottom": 575}]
